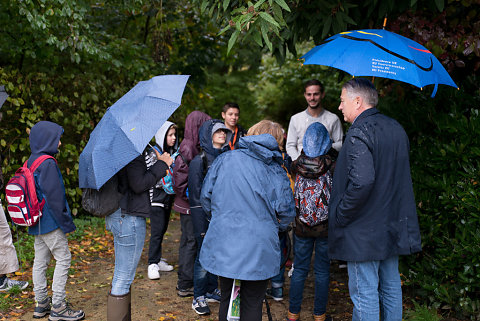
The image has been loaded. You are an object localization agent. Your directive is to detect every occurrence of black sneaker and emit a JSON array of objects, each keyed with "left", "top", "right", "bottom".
[
  {"left": 192, "top": 296, "right": 210, "bottom": 315},
  {"left": 176, "top": 286, "right": 194, "bottom": 297},
  {"left": 33, "top": 297, "right": 51, "bottom": 319},
  {"left": 266, "top": 287, "right": 283, "bottom": 301},
  {"left": 48, "top": 300, "right": 85, "bottom": 321}
]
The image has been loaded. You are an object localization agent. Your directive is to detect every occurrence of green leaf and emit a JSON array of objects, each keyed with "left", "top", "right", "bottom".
[
  {"left": 227, "top": 30, "right": 240, "bottom": 54},
  {"left": 218, "top": 24, "right": 231, "bottom": 36},
  {"left": 223, "top": 0, "right": 230, "bottom": 11},
  {"left": 200, "top": 0, "right": 208, "bottom": 14},
  {"left": 260, "top": 21, "right": 272, "bottom": 51},
  {"left": 272, "top": 3, "right": 286, "bottom": 26},
  {"left": 434, "top": 0, "right": 444, "bottom": 11},
  {"left": 254, "top": 0, "right": 266, "bottom": 9},
  {"left": 252, "top": 29, "right": 263, "bottom": 47},
  {"left": 259, "top": 11, "right": 280, "bottom": 28},
  {"left": 321, "top": 15, "right": 332, "bottom": 39},
  {"left": 273, "top": 0, "right": 290, "bottom": 12}
]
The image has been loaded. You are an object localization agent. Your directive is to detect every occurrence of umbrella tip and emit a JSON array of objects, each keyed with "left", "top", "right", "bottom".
[{"left": 383, "top": 15, "right": 387, "bottom": 30}]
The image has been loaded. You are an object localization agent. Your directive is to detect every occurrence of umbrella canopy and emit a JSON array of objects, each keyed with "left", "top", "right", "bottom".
[
  {"left": 0, "top": 85, "right": 8, "bottom": 108},
  {"left": 79, "top": 75, "right": 190, "bottom": 190},
  {"left": 301, "top": 29, "right": 458, "bottom": 97}
]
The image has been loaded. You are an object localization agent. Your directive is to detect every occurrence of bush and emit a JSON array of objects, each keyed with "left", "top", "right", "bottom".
[{"left": 380, "top": 78, "right": 480, "bottom": 319}]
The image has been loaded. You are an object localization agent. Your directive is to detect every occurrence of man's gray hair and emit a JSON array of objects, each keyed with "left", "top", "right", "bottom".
[{"left": 342, "top": 78, "right": 378, "bottom": 107}]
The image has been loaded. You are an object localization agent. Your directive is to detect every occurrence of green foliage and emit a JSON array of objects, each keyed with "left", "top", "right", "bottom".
[
  {"left": 380, "top": 76, "right": 480, "bottom": 319},
  {"left": 253, "top": 42, "right": 345, "bottom": 129},
  {"left": 404, "top": 301, "right": 443, "bottom": 321},
  {"left": 193, "top": 0, "right": 452, "bottom": 60}
]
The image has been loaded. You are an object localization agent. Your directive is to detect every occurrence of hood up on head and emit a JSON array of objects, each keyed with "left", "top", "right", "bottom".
[
  {"left": 303, "top": 122, "right": 332, "bottom": 158},
  {"left": 238, "top": 134, "right": 283, "bottom": 165},
  {"left": 198, "top": 119, "right": 232, "bottom": 156},
  {"left": 184, "top": 110, "right": 211, "bottom": 148},
  {"left": 29, "top": 121, "right": 63, "bottom": 156},
  {"left": 154, "top": 121, "right": 178, "bottom": 153}
]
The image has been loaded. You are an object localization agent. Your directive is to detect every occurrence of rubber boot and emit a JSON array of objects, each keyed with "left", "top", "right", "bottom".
[{"left": 107, "top": 291, "right": 131, "bottom": 321}]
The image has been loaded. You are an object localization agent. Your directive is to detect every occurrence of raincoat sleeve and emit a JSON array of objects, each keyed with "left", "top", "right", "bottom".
[
  {"left": 172, "top": 153, "right": 189, "bottom": 201},
  {"left": 36, "top": 159, "right": 75, "bottom": 234},
  {"left": 200, "top": 158, "right": 220, "bottom": 217},
  {"left": 335, "top": 128, "right": 375, "bottom": 227},
  {"left": 126, "top": 155, "right": 168, "bottom": 194},
  {"left": 188, "top": 156, "right": 209, "bottom": 237},
  {"left": 273, "top": 167, "right": 296, "bottom": 231}
]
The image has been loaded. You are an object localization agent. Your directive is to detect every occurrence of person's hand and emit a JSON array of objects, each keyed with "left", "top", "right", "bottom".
[{"left": 158, "top": 152, "right": 173, "bottom": 167}]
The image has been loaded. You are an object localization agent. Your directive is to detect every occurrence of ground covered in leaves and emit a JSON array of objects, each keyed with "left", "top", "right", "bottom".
[{"left": 2, "top": 214, "right": 357, "bottom": 321}]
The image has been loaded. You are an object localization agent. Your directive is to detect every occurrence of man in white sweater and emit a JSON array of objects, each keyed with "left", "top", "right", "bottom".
[{"left": 286, "top": 80, "right": 344, "bottom": 161}]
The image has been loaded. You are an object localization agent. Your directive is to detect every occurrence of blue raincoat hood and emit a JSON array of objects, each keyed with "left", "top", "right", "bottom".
[
  {"left": 29, "top": 121, "right": 63, "bottom": 156},
  {"left": 237, "top": 134, "right": 283, "bottom": 165}
]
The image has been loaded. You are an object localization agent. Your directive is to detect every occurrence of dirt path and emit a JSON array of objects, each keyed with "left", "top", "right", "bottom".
[{"left": 18, "top": 214, "right": 352, "bottom": 321}]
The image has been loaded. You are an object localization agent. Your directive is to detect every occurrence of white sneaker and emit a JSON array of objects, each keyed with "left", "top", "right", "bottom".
[
  {"left": 148, "top": 264, "right": 160, "bottom": 280},
  {"left": 157, "top": 258, "right": 174, "bottom": 272}
]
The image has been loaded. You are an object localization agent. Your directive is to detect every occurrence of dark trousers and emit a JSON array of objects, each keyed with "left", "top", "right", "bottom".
[
  {"left": 193, "top": 236, "right": 218, "bottom": 298},
  {"left": 177, "top": 214, "right": 197, "bottom": 289},
  {"left": 148, "top": 205, "right": 172, "bottom": 264},
  {"left": 219, "top": 276, "right": 268, "bottom": 321}
]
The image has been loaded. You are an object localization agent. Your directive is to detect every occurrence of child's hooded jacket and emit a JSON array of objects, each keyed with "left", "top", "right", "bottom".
[{"left": 27, "top": 121, "right": 75, "bottom": 235}]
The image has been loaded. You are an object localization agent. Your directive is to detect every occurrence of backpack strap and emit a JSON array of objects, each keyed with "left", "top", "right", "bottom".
[
  {"left": 199, "top": 149, "right": 208, "bottom": 177},
  {"left": 177, "top": 151, "right": 190, "bottom": 166},
  {"left": 24, "top": 155, "right": 57, "bottom": 173}
]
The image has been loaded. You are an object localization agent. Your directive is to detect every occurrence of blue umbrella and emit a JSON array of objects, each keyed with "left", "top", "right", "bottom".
[
  {"left": 0, "top": 85, "right": 8, "bottom": 108},
  {"left": 301, "top": 29, "right": 458, "bottom": 97},
  {"left": 79, "top": 75, "right": 189, "bottom": 189}
]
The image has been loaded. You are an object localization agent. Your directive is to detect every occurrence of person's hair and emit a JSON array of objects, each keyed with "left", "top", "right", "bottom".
[
  {"left": 247, "top": 120, "right": 285, "bottom": 149},
  {"left": 304, "top": 79, "right": 324, "bottom": 93},
  {"left": 342, "top": 78, "right": 378, "bottom": 107},
  {"left": 222, "top": 102, "right": 240, "bottom": 113}
]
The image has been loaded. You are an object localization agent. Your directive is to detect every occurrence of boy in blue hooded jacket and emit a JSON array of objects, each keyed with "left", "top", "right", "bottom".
[
  {"left": 188, "top": 119, "right": 232, "bottom": 315},
  {"left": 27, "top": 121, "right": 84, "bottom": 321}
]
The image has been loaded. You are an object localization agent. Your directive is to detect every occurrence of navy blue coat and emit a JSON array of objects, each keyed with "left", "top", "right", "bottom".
[
  {"left": 27, "top": 121, "right": 75, "bottom": 235},
  {"left": 329, "top": 108, "right": 422, "bottom": 261},
  {"left": 188, "top": 119, "right": 231, "bottom": 239}
]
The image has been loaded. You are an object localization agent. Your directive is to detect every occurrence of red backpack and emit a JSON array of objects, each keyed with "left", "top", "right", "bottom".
[{"left": 5, "top": 155, "right": 56, "bottom": 226}]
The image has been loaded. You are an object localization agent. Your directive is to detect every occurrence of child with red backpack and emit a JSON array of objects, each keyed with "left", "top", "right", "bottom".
[
  {"left": 27, "top": 121, "right": 84, "bottom": 321},
  {"left": 287, "top": 122, "right": 337, "bottom": 321}
]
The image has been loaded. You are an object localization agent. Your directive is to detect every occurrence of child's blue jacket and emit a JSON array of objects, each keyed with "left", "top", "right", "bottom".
[{"left": 27, "top": 121, "right": 75, "bottom": 235}]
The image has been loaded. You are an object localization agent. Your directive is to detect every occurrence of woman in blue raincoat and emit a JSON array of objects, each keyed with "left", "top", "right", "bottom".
[{"left": 199, "top": 120, "right": 296, "bottom": 321}]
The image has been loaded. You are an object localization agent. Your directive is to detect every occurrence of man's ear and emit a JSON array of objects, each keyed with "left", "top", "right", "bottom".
[
  {"left": 321, "top": 91, "right": 326, "bottom": 99},
  {"left": 355, "top": 96, "right": 363, "bottom": 109}
]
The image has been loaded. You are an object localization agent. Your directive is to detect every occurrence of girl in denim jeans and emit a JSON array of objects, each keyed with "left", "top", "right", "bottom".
[{"left": 106, "top": 149, "right": 172, "bottom": 321}]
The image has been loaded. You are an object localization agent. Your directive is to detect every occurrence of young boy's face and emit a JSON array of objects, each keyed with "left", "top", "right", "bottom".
[
  {"left": 221, "top": 107, "right": 239, "bottom": 129},
  {"left": 212, "top": 130, "right": 227, "bottom": 148},
  {"left": 165, "top": 127, "right": 176, "bottom": 147},
  {"left": 58, "top": 140, "right": 62, "bottom": 149}
]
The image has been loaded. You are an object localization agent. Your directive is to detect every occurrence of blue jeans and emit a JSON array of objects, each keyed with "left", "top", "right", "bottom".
[
  {"left": 288, "top": 235, "right": 329, "bottom": 316},
  {"left": 193, "top": 236, "right": 217, "bottom": 298},
  {"left": 270, "top": 232, "right": 287, "bottom": 288},
  {"left": 348, "top": 256, "right": 402, "bottom": 321},
  {"left": 106, "top": 209, "right": 146, "bottom": 296}
]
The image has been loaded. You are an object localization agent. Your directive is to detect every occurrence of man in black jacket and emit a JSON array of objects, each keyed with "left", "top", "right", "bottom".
[{"left": 329, "top": 78, "right": 422, "bottom": 321}]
